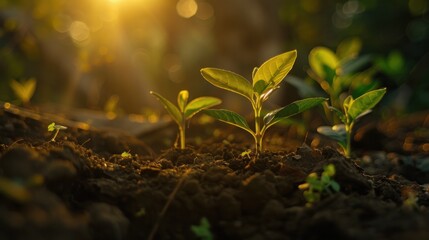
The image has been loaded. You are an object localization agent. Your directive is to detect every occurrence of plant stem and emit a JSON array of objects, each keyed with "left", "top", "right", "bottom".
[
  {"left": 50, "top": 129, "right": 59, "bottom": 142},
  {"left": 179, "top": 125, "right": 185, "bottom": 150},
  {"left": 345, "top": 123, "right": 353, "bottom": 158},
  {"left": 254, "top": 101, "right": 263, "bottom": 154}
]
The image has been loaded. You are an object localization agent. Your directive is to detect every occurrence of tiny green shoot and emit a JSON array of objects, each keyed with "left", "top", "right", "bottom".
[
  {"left": 47, "top": 122, "right": 67, "bottom": 142},
  {"left": 201, "top": 50, "right": 327, "bottom": 154},
  {"left": 298, "top": 164, "right": 340, "bottom": 207},
  {"left": 191, "top": 217, "right": 213, "bottom": 240},
  {"left": 121, "top": 151, "right": 132, "bottom": 159},
  {"left": 10, "top": 78, "right": 37, "bottom": 106},
  {"left": 150, "top": 90, "right": 221, "bottom": 149}
]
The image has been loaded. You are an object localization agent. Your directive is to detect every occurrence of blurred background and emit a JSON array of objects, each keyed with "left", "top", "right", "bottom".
[{"left": 0, "top": 0, "right": 428, "bottom": 116}]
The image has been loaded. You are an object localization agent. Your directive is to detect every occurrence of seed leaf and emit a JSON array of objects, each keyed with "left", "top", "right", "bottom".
[
  {"left": 150, "top": 91, "right": 182, "bottom": 125},
  {"left": 184, "top": 97, "right": 221, "bottom": 119},
  {"left": 253, "top": 50, "right": 297, "bottom": 90},
  {"left": 203, "top": 109, "right": 253, "bottom": 135},
  {"left": 201, "top": 68, "right": 253, "bottom": 101},
  {"left": 264, "top": 97, "right": 327, "bottom": 128},
  {"left": 347, "top": 88, "right": 386, "bottom": 121}
]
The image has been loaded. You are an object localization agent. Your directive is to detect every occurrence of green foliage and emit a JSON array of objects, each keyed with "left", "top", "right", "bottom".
[
  {"left": 150, "top": 90, "right": 221, "bottom": 149},
  {"left": 191, "top": 217, "right": 213, "bottom": 240},
  {"left": 318, "top": 88, "right": 386, "bottom": 157},
  {"left": 10, "top": 78, "right": 36, "bottom": 105},
  {"left": 201, "top": 50, "right": 327, "bottom": 153},
  {"left": 299, "top": 164, "right": 340, "bottom": 206},
  {"left": 305, "top": 44, "right": 387, "bottom": 157},
  {"left": 47, "top": 122, "right": 67, "bottom": 142}
]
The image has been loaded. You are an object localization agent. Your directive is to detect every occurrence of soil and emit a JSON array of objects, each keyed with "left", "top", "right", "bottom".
[{"left": 0, "top": 104, "right": 429, "bottom": 240}]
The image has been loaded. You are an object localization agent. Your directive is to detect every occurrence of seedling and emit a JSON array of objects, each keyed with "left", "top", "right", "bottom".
[
  {"left": 10, "top": 78, "right": 37, "bottom": 106},
  {"left": 317, "top": 88, "right": 386, "bottom": 157},
  {"left": 150, "top": 90, "right": 221, "bottom": 149},
  {"left": 201, "top": 50, "right": 326, "bottom": 153},
  {"left": 307, "top": 46, "right": 386, "bottom": 157},
  {"left": 47, "top": 122, "right": 67, "bottom": 142},
  {"left": 298, "top": 164, "right": 340, "bottom": 206},
  {"left": 191, "top": 217, "right": 213, "bottom": 240}
]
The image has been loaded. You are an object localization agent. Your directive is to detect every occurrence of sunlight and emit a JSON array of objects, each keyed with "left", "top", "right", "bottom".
[{"left": 176, "top": 0, "right": 198, "bottom": 18}]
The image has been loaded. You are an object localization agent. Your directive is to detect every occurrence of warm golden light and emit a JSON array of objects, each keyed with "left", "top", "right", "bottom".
[
  {"left": 69, "top": 21, "right": 90, "bottom": 43},
  {"left": 176, "top": 0, "right": 198, "bottom": 18}
]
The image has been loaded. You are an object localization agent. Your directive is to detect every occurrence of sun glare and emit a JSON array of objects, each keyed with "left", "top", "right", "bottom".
[{"left": 176, "top": 0, "right": 198, "bottom": 18}]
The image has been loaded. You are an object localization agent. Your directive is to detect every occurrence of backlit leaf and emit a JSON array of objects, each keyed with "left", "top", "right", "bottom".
[
  {"left": 184, "top": 97, "right": 221, "bottom": 119},
  {"left": 201, "top": 68, "right": 253, "bottom": 101},
  {"left": 309, "top": 47, "right": 339, "bottom": 85},
  {"left": 347, "top": 88, "right": 386, "bottom": 121},
  {"left": 253, "top": 50, "right": 297, "bottom": 90},
  {"left": 264, "top": 97, "right": 326, "bottom": 128},
  {"left": 317, "top": 124, "right": 347, "bottom": 145},
  {"left": 178, "top": 90, "right": 189, "bottom": 112},
  {"left": 150, "top": 91, "right": 182, "bottom": 126},
  {"left": 203, "top": 109, "right": 253, "bottom": 135}
]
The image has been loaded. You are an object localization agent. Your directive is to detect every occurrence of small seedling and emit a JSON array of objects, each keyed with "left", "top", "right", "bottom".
[
  {"left": 150, "top": 90, "right": 221, "bottom": 149},
  {"left": 298, "top": 164, "right": 340, "bottom": 206},
  {"left": 47, "top": 122, "right": 67, "bottom": 142},
  {"left": 201, "top": 50, "right": 326, "bottom": 154},
  {"left": 317, "top": 88, "right": 386, "bottom": 157},
  {"left": 191, "top": 217, "right": 213, "bottom": 240},
  {"left": 121, "top": 151, "right": 132, "bottom": 159},
  {"left": 10, "top": 78, "right": 37, "bottom": 105},
  {"left": 307, "top": 46, "right": 386, "bottom": 157}
]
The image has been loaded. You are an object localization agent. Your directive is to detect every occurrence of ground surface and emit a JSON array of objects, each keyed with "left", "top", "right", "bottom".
[{"left": 0, "top": 105, "right": 429, "bottom": 240}]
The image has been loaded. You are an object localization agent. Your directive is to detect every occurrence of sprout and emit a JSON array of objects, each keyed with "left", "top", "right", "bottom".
[{"left": 47, "top": 122, "right": 67, "bottom": 142}]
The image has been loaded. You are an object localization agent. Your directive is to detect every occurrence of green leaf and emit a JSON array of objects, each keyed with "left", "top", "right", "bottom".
[
  {"left": 201, "top": 68, "right": 253, "bottom": 101},
  {"left": 177, "top": 90, "right": 189, "bottom": 112},
  {"left": 48, "top": 122, "right": 56, "bottom": 132},
  {"left": 317, "top": 124, "right": 347, "bottom": 145},
  {"left": 323, "top": 164, "right": 336, "bottom": 177},
  {"left": 330, "top": 181, "right": 340, "bottom": 192},
  {"left": 347, "top": 88, "right": 386, "bottom": 121},
  {"left": 253, "top": 80, "right": 268, "bottom": 95},
  {"left": 309, "top": 47, "right": 339, "bottom": 85},
  {"left": 336, "top": 37, "right": 362, "bottom": 62},
  {"left": 328, "top": 106, "right": 347, "bottom": 124},
  {"left": 150, "top": 91, "right": 182, "bottom": 126},
  {"left": 203, "top": 109, "right": 253, "bottom": 135},
  {"left": 184, "top": 97, "right": 221, "bottom": 119},
  {"left": 253, "top": 50, "right": 297, "bottom": 90},
  {"left": 264, "top": 97, "right": 327, "bottom": 127}
]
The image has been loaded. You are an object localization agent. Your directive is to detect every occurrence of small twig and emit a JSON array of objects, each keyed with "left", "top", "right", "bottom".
[{"left": 147, "top": 169, "right": 191, "bottom": 240}]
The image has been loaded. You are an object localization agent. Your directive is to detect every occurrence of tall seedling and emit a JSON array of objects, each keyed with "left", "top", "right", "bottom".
[
  {"left": 201, "top": 50, "right": 326, "bottom": 153},
  {"left": 150, "top": 90, "right": 221, "bottom": 149}
]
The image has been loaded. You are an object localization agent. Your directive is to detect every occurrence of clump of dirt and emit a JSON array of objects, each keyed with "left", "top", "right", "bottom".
[{"left": 1, "top": 107, "right": 429, "bottom": 240}]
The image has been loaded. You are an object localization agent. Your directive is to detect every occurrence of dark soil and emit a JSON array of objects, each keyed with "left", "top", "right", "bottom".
[{"left": 1, "top": 104, "right": 429, "bottom": 240}]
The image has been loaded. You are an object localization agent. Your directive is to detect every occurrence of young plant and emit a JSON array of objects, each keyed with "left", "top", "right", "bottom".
[
  {"left": 201, "top": 50, "right": 326, "bottom": 153},
  {"left": 317, "top": 88, "right": 386, "bottom": 158},
  {"left": 150, "top": 90, "right": 221, "bottom": 150},
  {"left": 191, "top": 217, "right": 213, "bottom": 240},
  {"left": 307, "top": 45, "right": 387, "bottom": 157},
  {"left": 47, "top": 122, "right": 67, "bottom": 142},
  {"left": 298, "top": 163, "right": 340, "bottom": 206}
]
